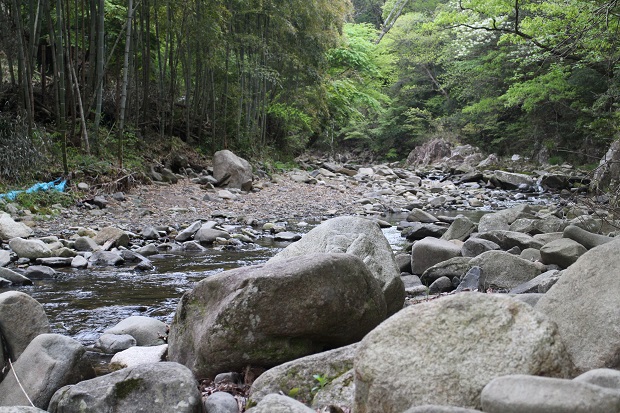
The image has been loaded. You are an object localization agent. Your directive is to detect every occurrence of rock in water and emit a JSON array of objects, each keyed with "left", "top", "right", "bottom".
[
  {"left": 535, "top": 237, "right": 620, "bottom": 373},
  {"left": 0, "top": 214, "right": 33, "bottom": 239},
  {"left": 168, "top": 253, "right": 386, "bottom": 378},
  {"left": 48, "top": 362, "right": 201, "bottom": 413},
  {"left": 0, "top": 291, "right": 49, "bottom": 360},
  {"left": 268, "top": 216, "right": 405, "bottom": 315},
  {"left": 353, "top": 293, "right": 574, "bottom": 412},
  {"left": 212, "top": 150, "right": 253, "bottom": 191}
]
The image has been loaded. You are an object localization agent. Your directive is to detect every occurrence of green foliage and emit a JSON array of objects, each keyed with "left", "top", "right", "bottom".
[
  {"left": 14, "top": 190, "right": 74, "bottom": 215},
  {"left": 311, "top": 374, "right": 330, "bottom": 394}
]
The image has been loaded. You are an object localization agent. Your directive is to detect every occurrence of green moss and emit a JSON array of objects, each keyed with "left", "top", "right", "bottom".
[{"left": 114, "top": 378, "right": 144, "bottom": 400}]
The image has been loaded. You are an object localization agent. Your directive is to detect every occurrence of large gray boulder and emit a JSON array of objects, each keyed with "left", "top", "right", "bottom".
[
  {"left": 8, "top": 237, "right": 52, "bottom": 259},
  {"left": 477, "top": 205, "right": 536, "bottom": 233},
  {"left": 204, "top": 392, "right": 238, "bottom": 413},
  {"left": 440, "top": 215, "right": 476, "bottom": 241},
  {"left": 475, "top": 230, "right": 543, "bottom": 251},
  {"left": 246, "top": 394, "right": 315, "bottom": 413},
  {"left": 213, "top": 150, "right": 253, "bottom": 191},
  {"left": 539, "top": 238, "right": 587, "bottom": 268},
  {"left": 0, "top": 267, "right": 32, "bottom": 285},
  {"left": 249, "top": 344, "right": 357, "bottom": 406},
  {"left": 93, "top": 226, "right": 130, "bottom": 248},
  {"left": 0, "top": 250, "right": 11, "bottom": 267},
  {"left": 509, "top": 217, "right": 568, "bottom": 235},
  {"left": 481, "top": 375, "right": 620, "bottom": 413},
  {"left": 0, "top": 334, "right": 93, "bottom": 409},
  {"left": 470, "top": 251, "right": 542, "bottom": 292},
  {"left": 168, "top": 253, "right": 386, "bottom": 378},
  {"left": 104, "top": 316, "right": 167, "bottom": 346},
  {"left": 487, "top": 170, "right": 535, "bottom": 190},
  {"left": 574, "top": 368, "right": 620, "bottom": 390},
  {"left": 535, "top": 238, "right": 620, "bottom": 373},
  {"left": 411, "top": 237, "right": 462, "bottom": 275},
  {"left": 461, "top": 238, "right": 500, "bottom": 258},
  {"left": 175, "top": 220, "right": 204, "bottom": 242},
  {"left": 0, "top": 291, "right": 49, "bottom": 360},
  {"left": 268, "top": 216, "right": 404, "bottom": 315},
  {"left": 48, "top": 362, "right": 201, "bottom": 413},
  {"left": 420, "top": 257, "right": 472, "bottom": 286},
  {"left": 353, "top": 293, "right": 573, "bottom": 412},
  {"left": 0, "top": 215, "right": 33, "bottom": 239},
  {"left": 563, "top": 224, "right": 613, "bottom": 250}
]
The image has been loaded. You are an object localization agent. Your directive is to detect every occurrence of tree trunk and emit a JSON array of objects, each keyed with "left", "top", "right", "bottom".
[{"left": 118, "top": 0, "right": 134, "bottom": 169}]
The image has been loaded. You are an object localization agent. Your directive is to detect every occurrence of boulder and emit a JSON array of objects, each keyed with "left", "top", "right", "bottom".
[
  {"left": 73, "top": 236, "right": 100, "bottom": 252},
  {"left": 0, "top": 334, "right": 93, "bottom": 409},
  {"left": 539, "top": 238, "right": 587, "bottom": 268},
  {"left": 477, "top": 205, "right": 535, "bottom": 233},
  {"left": 310, "top": 368, "right": 355, "bottom": 410},
  {"left": 268, "top": 216, "right": 404, "bottom": 315},
  {"left": 0, "top": 291, "right": 49, "bottom": 360},
  {"left": 509, "top": 217, "right": 568, "bottom": 235},
  {"left": 204, "top": 392, "right": 238, "bottom": 413},
  {"left": 563, "top": 224, "right": 613, "bottom": 250},
  {"left": 0, "top": 250, "right": 11, "bottom": 267},
  {"left": 420, "top": 257, "right": 472, "bottom": 286},
  {"left": 110, "top": 344, "right": 168, "bottom": 369},
  {"left": 509, "top": 270, "right": 561, "bottom": 294},
  {"left": 487, "top": 170, "right": 535, "bottom": 190},
  {"left": 249, "top": 344, "right": 357, "bottom": 406},
  {"left": 104, "top": 316, "right": 167, "bottom": 346},
  {"left": 8, "top": 237, "right": 52, "bottom": 259},
  {"left": 353, "top": 293, "right": 574, "bottom": 412},
  {"left": 440, "top": 215, "right": 476, "bottom": 241},
  {"left": 93, "top": 226, "right": 130, "bottom": 248},
  {"left": 48, "top": 362, "right": 201, "bottom": 413},
  {"left": 535, "top": 238, "right": 620, "bottom": 373},
  {"left": 402, "top": 223, "right": 447, "bottom": 241},
  {"left": 88, "top": 250, "right": 124, "bottom": 266},
  {"left": 470, "top": 251, "right": 542, "bottom": 292},
  {"left": 428, "top": 276, "right": 453, "bottom": 294},
  {"left": 481, "top": 375, "right": 620, "bottom": 413},
  {"left": 0, "top": 215, "right": 33, "bottom": 239},
  {"left": 175, "top": 220, "right": 204, "bottom": 242},
  {"left": 476, "top": 230, "right": 543, "bottom": 251},
  {"left": 461, "top": 238, "right": 500, "bottom": 258},
  {"left": 24, "top": 265, "right": 56, "bottom": 279},
  {"left": 406, "top": 209, "right": 439, "bottom": 223},
  {"left": 0, "top": 267, "right": 32, "bottom": 285},
  {"left": 574, "top": 368, "right": 620, "bottom": 390},
  {"left": 406, "top": 138, "right": 452, "bottom": 167},
  {"left": 403, "top": 407, "right": 483, "bottom": 413},
  {"left": 213, "top": 150, "right": 253, "bottom": 191},
  {"left": 591, "top": 139, "right": 620, "bottom": 190},
  {"left": 411, "top": 237, "right": 462, "bottom": 275},
  {"left": 246, "top": 394, "right": 315, "bottom": 413},
  {"left": 194, "top": 228, "right": 231, "bottom": 245},
  {"left": 168, "top": 253, "right": 386, "bottom": 378},
  {"left": 94, "top": 333, "right": 137, "bottom": 354}
]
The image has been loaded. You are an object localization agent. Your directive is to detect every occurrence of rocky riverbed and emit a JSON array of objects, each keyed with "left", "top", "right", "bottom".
[{"left": 1, "top": 145, "right": 619, "bottom": 413}]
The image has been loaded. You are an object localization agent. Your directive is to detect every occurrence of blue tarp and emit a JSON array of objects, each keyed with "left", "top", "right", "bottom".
[{"left": 0, "top": 178, "right": 67, "bottom": 201}]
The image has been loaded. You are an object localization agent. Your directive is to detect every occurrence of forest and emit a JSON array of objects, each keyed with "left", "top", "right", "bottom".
[{"left": 1, "top": 0, "right": 619, "bottom": 183}]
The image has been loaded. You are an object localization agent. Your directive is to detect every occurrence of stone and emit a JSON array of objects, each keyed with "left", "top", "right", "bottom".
[
  {"left": 0, "top": 267, "right": 32, "bottom": 285},
  {"left": 24, "top": 265, "right": 56, "bottom": 279},
  {"left": 311, "top": 368, "right": 355, "bottom": 410},
  {"left": 510, "top": 293, "right": 543, "bottom": 307},
  {"left": 406, "top": 138, "right": 452, "bottom": 167},
  {"left": 539, "top": 238, "right": 587, "bottom": 268},
  {"left": 52, "top": 247, "right": 77, "bottom": 258},
  {"left": 533, "top": 232, "right": 564, "bottom": 245},
  {"left": 0, "top": 250, "right": 12, "bottom": 267},
  {"left": 0, "top": 408, "right": 48, "bottom": 412},
  {"left": 213, "top": 150, "right": 253, "bottom": 191},
  {"left": 476, "top": 230, "right": 543, "bottom": 251},
  {"left": 411, "top": 237, "right": 462, "bottom": 275},
  {"left": 37, "top": 257, "right": 73, "bottom": 267},
  {"left": 268, "top": 216, "right": 404, "bottom": 316},
  {"left": 0, "top": 215, "right": 33, "bottom": 239},
  {"left": 509, "top": 270, "right": 561, "bottom": 294},
  {"left": 403, "top": 407, "right": 483, "bottom": 413},
  {"left": 519, "top": 248, "right": 541, "bottom": 262},
  {"left": 456, "top": 266, "right": 482, "bottom": 292},
  {"left": 73, "top": 236, "right": 100, "bottom": 252},
  {"left": 420, "top": 257, "right": 472, "bottom": 286},
  {"left": 509, "top": 217, "right": 568, "bottom": 235},
  {"left": 563, "top": 224, "right": 614, "bottom": 250},
  {"left": 406, "top": 208, "right": 439, "bottom": 223},
  {"left": 477, "top": 205, "right": 535, "bottom": 233},
  {"left": 94, "top": 333, "right": 137, "bottom": 354},
  {"left": 175, "top": 220, "right": 204, "bottom": 242},
  {"left": 89, "top": 250, "right": 124, "bottom": 266},
  {"left": 481, "top": 375, "right": 620, "bottom": 413},
  {"left": 8, "top": 237, "right": 52, "bottom": 259},
  {"left": 48, "top": 362, "right": 201, "bottom": 413},
  {"left": 204, "top": 392, "right": 238, "bottom": 413},
  {"left": 247, "top": 394, "right": 315, "bottom": 413},
  {"left": 0, "top": 291, "right": 49, "bottom": 360},
  {"left": 592, "top": 139, "right": 620, "bottom": 189},
  {"left": 104, "top": 316, "right": 167, "bottom": 346},
  {"left": 168, "top": 253, "right": 386, "bottom": 378},
  {"left": 535, "top": 238, "right": 620, "bottom": 373},
  {"left": 537, "top": 270, "right": 562, "bottom": 293},
  {"left": 160, "top": 168, "right": 179, "bottom": 184},
  {"left": 353, "top": 294, "right": 574, "bottom": 412},
  {"left": 574, "top": 368, "right": 620, "bottom": 390},
  {"left": 249, "top": 344, "right": 357, "bottom": 406},
  {"left": 274, "top": 232, "right": 302, "bottom": 242},
  {"left": 470, "top": 251, "right": 542, "bottom": 292},
  {"left": 71, "top": 255, "right": 88, "bottom": 269},
  {"left": 461, "top": 238, "right": 500, "bottom": 258},
  {"left": 428, "top": 276, "right": 453, "bottom": 294},
  {"left": 141, "top": 226, "right": 160, "bottom": 240},
  {"left": 488, "top": 170, "right": 535, "bottom": 190},
  {"left": 395, "top": 253, "right": 413, "bottom": 273},
  {"left": 94, "top": 227, "right": 130, "bottom": 248},
  {"left": 402, "top": 223, "right": 448, "bottom": 241},
  {"left": 110, "top": 344, "right": 168, "bottom": 369},
  {"left": 440, "top": 215, "right": 476, "bottom": 241},
  {"left": 194, "top": 228, "right": 231, "bottom": 245},
  {"left": 0, "top": 334, "right": 93, "bottom": 409},
  {"left": 402, "top": 275, "right": 427, "bottom": 295}
]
